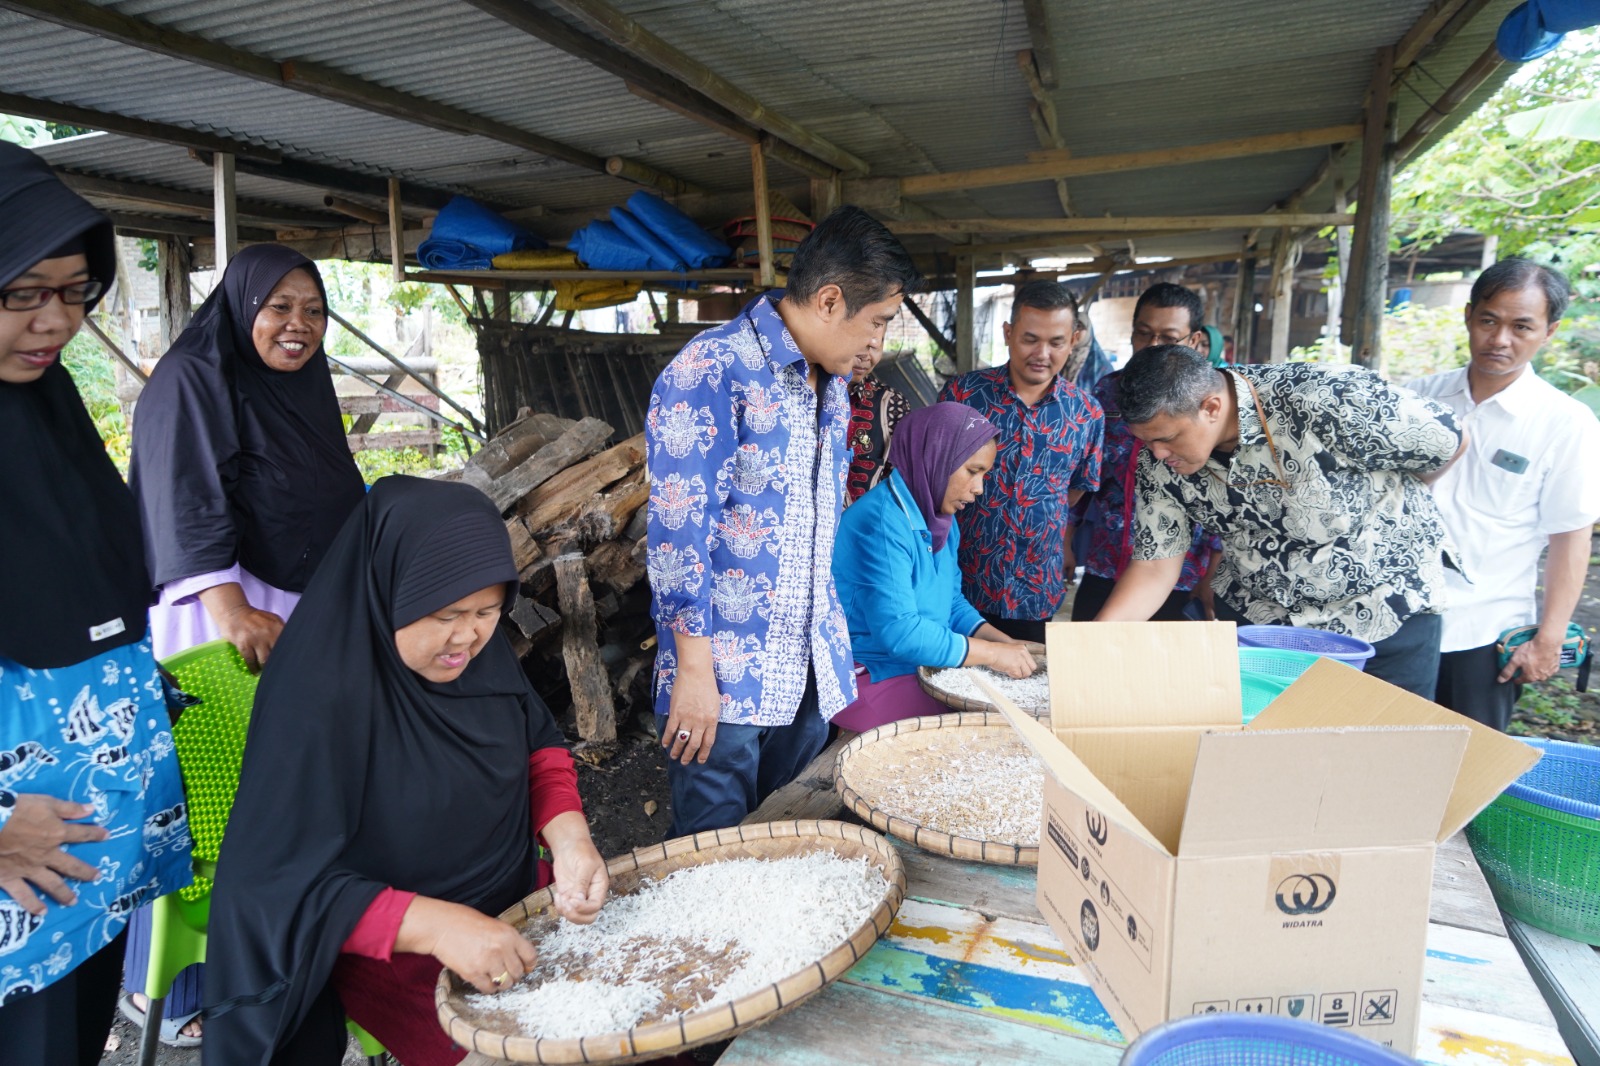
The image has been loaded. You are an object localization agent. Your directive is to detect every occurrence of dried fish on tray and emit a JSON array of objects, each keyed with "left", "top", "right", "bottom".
[
  {"left": 436, "top": 820, "right": 905, "bottom": 1064},
  {"left": 917, "top": 642, "right": 1050, "bottom": 714},
  {"left": 834, "top": 712, "right": 1045, "bottom": 866}
]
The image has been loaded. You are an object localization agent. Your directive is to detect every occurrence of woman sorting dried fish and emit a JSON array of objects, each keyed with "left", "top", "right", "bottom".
[
  {"left": 831, "top": 402, "right": 1037, "bottom": 731},
  {"left": 204, "top": 477, "right": 609, "bottom": 1066}
]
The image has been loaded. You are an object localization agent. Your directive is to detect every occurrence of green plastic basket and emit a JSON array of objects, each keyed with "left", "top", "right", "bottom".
[
  {"left": 1465, "top": 739, "right": 1600, "bottom": 943},
  {"left": 160, "top": 640, "right": 258, "bottom": 902},
  {"left": 1240, "top": 673, "right": 1291, "bottom": 724}
]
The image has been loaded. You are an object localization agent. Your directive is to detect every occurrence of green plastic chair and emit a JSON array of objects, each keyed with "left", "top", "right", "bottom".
[
  {"left": 136, "top": 640, "right": 389, "bottom": 1065},
  {"left": 136, "top": 640, "right": 256, "bottom": 1066}
]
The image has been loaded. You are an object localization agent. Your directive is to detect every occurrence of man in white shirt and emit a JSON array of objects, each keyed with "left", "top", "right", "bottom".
[{"left": 1410, "top": 258, "right": 1600, "bottom": 730}]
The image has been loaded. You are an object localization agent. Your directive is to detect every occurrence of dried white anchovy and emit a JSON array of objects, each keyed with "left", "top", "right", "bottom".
[
  {"left": 928, "top": 665, "right": 1051, "bottom": 713},
  {"left": 466, "top": 852, "right": 887, "bottom": 1040},
  {"left": 871, "top": 734, "right": 1044, "bottom": 845}
]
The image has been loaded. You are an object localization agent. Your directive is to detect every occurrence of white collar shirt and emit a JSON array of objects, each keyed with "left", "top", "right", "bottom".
[{"left": 1408, "top": 365, "right": 1600, "bottom": 652}]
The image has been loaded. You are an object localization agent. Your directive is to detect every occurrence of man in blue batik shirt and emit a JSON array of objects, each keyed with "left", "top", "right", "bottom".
[{"left": 646, "top": 206, "right": 922, "bottom": 835}]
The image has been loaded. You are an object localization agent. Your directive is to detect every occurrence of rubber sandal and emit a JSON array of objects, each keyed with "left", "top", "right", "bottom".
[{"left": 118, "top": 991, "right": 204, "bottom": 1048}]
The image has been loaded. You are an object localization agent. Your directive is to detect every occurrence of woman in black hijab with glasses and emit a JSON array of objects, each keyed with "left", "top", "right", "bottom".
[
  {"left": 205, "top": 476, "right": 607, "bottom": 1066},
  {"left": 0, "top": 142, "right": 192, "bottom": 1066},
  {"left": 122, "top": 243, "right": 367, "bottom": 1043}
]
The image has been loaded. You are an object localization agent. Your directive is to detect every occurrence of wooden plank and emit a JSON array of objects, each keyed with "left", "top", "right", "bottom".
[
  {"left": 408, "top": 268, "right": 756, "bottom": 285},
  {"left": 1424, "top": 921, "right": 1557, "bottom": 1021},
  {"left": 212, "top": 151, "right": 237, "bottom": 274},
  {"left": 844, "top": 897, "right": 1124, "bottom": 1044},
  {"left": 889, "top": 213, "right": 1353, "bottom": 236},
  {"left": 1431, "top": 831, "right": 1508, "bottom": 938},
  {"left": 387, "top": 177, "right": 405, "bottom": 284},
  {"left": 338, "top": 392, "right": 441, "bottom": 417},
  {"left": 955, "top": 254, "right": 975, "bottom": 375},
  {"left": 346, "top": 372, "right": 404, "bottom": 433},
  {"left": 1418, "top": 1000, "right": 1575, "bottom": 1065},
  {"left": 473, "top": 416, "right": 612, "bottom": 515},
  {"left": 894, "top": 842, "right": 1043, "bottom": 925},
  {"left": 752, "top": 143, "right": 776, "bottom": 289},
  {"left": 1019, "top": 0, "right": 1058, "bottom": 90},
  {"left": 895, "top": 125, "right": 1361, "bottom": 197},
  {"left": 344, "top": 429, "right": 441, "bottom": 452},
  {"left": 1505, "top": 917, "right": 1600, "bottom": 1066},
  {"left": 554, "top": 554, "right": 617, "bottom": 743},
  {"left": 715, "top": 979, "right": 1123, "bottom": 1066}
]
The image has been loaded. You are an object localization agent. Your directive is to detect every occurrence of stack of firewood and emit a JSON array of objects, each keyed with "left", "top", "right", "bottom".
[{"left": 449, "top": 411, "right": 654, "bottom": 748}]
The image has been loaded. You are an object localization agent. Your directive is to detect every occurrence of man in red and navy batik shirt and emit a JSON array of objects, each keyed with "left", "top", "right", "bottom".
[{"left": 938, "top": 280, "right": 1103, "bottom": 643}]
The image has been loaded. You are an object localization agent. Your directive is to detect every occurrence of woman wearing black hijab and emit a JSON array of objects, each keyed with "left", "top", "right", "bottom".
[
  {"left": 205, "top": 476, "right": 607, "bottom": 1066},
  {"left": 0, "top": 142, "right": 192, "bottom": 1066},
  {"left": 123, "top": 243, "right": 367, "bottom": 1041}
]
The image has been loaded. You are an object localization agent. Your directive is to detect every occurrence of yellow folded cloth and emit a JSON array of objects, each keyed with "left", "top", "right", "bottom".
[{"left": 491, "top": 249, "right": 642, "bottom": 311}]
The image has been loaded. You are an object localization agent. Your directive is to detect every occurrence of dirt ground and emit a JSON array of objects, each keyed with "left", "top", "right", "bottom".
[{"left": 101, "top": 532, "right": 1600, "bottom": 1063}]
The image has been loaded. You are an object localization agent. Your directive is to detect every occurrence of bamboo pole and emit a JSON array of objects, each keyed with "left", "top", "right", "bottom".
[
  {"left": 752, "top": 144, "right": 776, "bottom": 289},
  {"left": 955, "top": 255, "right": 976, "bottom": 374},
  {"left": 212, "top": 152, "right": 237, "bottom": 277},
  {"left": 887, "top": 213, "right": 1352, "bottom": 236},
  {"left": 387, "top": 178, "right": 406, "bottom": 284}
]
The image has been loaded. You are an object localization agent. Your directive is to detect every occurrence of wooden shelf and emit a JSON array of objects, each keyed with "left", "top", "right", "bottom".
[{"left": 406, "top": 267, "right": 758, "bottom": 286}]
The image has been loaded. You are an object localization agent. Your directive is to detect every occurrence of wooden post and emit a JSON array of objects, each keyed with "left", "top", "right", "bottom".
[
  {"left": 212, "top": 151, "right": 237, "bottom": 276},
  {"left": 1325, "top": 179, "right": 1350, "bottom": 356},
  {"left": 554, "top": 554, "right": 617, "bottom": 743},
  {"left": 955, "top": 254, "right": 976, "bottom": 374},
  {"left": 387, "top": 177, "right": 405, "bottom": 284},
  {"left": 1342, "top": 46, "right": 1395, "bottom": 369},
  {"left": 1267, "top": 228, "right": 1301, "bottom": 363},
  {"left": 1233, "top": 246, "right": 1258, "bottom": 364},
  {"left": 809, "top": 173, "right": 841, "bottom": 219},
  {"left": 157, "top": 237, "right": 194, "bottom": 352},
  {"left": 751, "top": 142, "right": 776, "bottom": 288}
]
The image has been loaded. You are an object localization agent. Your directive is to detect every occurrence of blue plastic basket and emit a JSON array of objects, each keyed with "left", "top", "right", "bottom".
[
  {"left": 1466, "top": 738, "right": 1600, "bottom": 943},
  {"left": 1120, "top": 1014, "right": 1417, "bottom": 1065},
  {"left": 1236, "top": 625, "right": 1375, "bottom": 670}
]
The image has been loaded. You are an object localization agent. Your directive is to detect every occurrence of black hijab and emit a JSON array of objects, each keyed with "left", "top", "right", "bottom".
[
  {"left": 129, "top": 243, "right": 365, "bottom": 593},
  {"left": 0, "top": 142, "right": 149, "bottom": 668},
  {"left": 204, "top": 475, "right": 564, "bottom": 1065}
]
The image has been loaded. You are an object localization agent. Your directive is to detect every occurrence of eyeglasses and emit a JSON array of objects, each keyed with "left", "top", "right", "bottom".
[
  {"left": 1131, "top": 327, "right": 1198, "bottom": 347},
  {"left": 0, "top": 280, "right": 104, "bottom": 312}
]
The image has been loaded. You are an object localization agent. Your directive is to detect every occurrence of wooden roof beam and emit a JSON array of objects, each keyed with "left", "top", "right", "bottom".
[
  {"left": 887, "top": 213, "right": 1354, "bottom": 236},
  {"left": 2, "top": 0, "right": 693, "bottom": 191},
  {"left": 205, "top": 152, "right": 459, "bottom": 214},
  {"left": 887, "top": 124, "right": 1362, "bottom": 197},
  {"left": 542, "top": 0, "right": 870, "bottom": 175},
  {"left": 1392, "top": 0, "right": 1493, "bottom": 75},
  {"left": 105, "top": 211, "right": 277, "bottom": 243},
  {"left": 460, "top": 0, "right": 841, "bottom": 180},
  {"left": 0, "top": 90, "right": 282, "bottom": 163},
  {"left": 1020, "top": 0, "right": 1059, "bottom": 90},
  {"left": 1397, "top": 40, "right": 1503, "bottom": 160},
  {"left": 58, "top": 171, "right": 339, "bottom": 228}
]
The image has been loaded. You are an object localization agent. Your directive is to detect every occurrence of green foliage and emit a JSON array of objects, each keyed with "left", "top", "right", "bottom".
[
  {"left": 1393, "top": 31, "right": 1600, "bottom": 268},
  {"left": 59, "top": 333, "right": 131, "bottom": 471},
  {"left": 0, "top": 114, "right": 48, "bottom": 147},
  {"left": 1511, "top": 674, "right": 1586, "bottom": 733}
]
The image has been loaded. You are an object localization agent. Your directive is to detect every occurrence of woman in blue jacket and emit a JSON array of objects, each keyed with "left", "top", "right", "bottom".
[{"left": 833, "top": 402, "right": 1037, "bottom": 730}]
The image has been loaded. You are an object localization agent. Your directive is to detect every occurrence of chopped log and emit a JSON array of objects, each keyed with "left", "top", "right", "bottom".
[
  {"left": 510, "top": 596, "right": 563, "bottom": 645},
  {"left": 517, "top": 432, "right": 646, "bottom": 528},
  {"left": 554, "top": 554, "right": 617, "bottom": 743},
  {"left": 569, "top": 467, "right": 650, "bottom": 547},
  {"left": 472, "top": 416, "right": 612, "bottom": 513},
  {"left": 506, "top": 515, "right": 542, "bottom": 573},
  {"left": 630, "top": 534, "right": 647, "bottom": 570},
  {"left": 622, "top": 501, "right": 649, "bottom": 543},
  {"left": 463, "top": 411, "right": 576, "bottom": 484},
  {"left": 586, "top": 538, "right": 646, "bottom": 595}
]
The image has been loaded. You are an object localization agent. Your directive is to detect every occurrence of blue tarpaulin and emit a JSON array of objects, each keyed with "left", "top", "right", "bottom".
[
  {"left": 567, "top": 220, "right": 657, "bottom": 273},
  {"left": 609, "top": 206, "right": 688, "bottom": 272},
  {"left": 625, "top": 191, "right": 732, "bottom": 269},
  {"left": 1497, "top": 0, "right": 1600, "bottom": 61},
  {"left": 416, "top": 196, "right": 545, "bottom": 270}
]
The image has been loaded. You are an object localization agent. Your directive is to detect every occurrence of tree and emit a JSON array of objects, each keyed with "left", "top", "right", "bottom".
[{"left": 1392, "top": 30, "right": 1600, "bottom": 279}]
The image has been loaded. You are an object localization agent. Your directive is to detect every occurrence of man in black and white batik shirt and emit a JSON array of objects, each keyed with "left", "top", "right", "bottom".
[{"left": 1094, "top": 344, "right": 1464, "bottom": 698}]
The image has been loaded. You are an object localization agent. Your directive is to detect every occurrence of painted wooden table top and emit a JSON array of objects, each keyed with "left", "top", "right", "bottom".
[{"left": 716, "top": 832, "right": 1575, "bottom": 1066}]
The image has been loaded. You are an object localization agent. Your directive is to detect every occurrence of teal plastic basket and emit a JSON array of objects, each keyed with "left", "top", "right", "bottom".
[
  {"left": 1239, "top": 649, "right": 1323, "bottom": 724},
  {"left": 1240, "top": 673, "right": 1291, "bottom": 724},
  {"left": 1465, "top": 738, "right": 1600, "bottom": 943}
]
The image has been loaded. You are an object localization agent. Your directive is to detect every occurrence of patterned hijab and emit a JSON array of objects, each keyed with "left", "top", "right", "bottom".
[{"left": 890, "top": 401, "right": 999, "bottom": 552}]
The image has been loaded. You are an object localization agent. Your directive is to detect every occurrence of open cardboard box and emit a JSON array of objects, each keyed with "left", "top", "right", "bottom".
[{"left": 979, "top": 621, "right": 1538, "bottom": 1055}]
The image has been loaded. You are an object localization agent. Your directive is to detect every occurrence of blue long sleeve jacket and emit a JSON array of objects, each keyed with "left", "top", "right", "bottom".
[{"left": 832, "top": 470, "right": 986, "bottom": 681}]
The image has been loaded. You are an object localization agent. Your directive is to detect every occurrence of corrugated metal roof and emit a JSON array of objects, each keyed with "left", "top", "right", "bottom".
[{"left": 4, "top": 0, "right": 1523, "bottom": 265}]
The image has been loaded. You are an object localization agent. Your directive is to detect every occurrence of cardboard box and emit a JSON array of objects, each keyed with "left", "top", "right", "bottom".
[{"left": 980, "top": 621, "right": 1538, "bottom": 1055}]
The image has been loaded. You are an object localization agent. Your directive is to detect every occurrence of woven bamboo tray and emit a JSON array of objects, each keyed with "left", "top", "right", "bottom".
[
  {"left": 916, "top": 642, "right": 1048, "bottom": 714},
  {"left": 435, "top": 819, "right": 906, "bottom": 1064},
  {"left": 835, "top": 712, "right": 1041, "bottom": 866}
]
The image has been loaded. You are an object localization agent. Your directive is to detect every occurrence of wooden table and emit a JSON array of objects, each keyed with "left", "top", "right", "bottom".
[{"left": 723, "top": 747, "right": 1577, "bottom": 1066}]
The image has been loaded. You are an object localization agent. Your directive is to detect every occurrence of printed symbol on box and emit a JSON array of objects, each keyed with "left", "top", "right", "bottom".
[
  {"left": 1193, "top": 1001, "right": 1230, "bottom": 1015},
  {"left": 1100, "top": 881, "right": 1111, "bottom": 906},
  {"left": 1079, "top": 899, "right": 1101, "bottom": 952},
  {"left": 1126, "top": 914, "right": 1138, "bottom": 941},
  {"left": 1318, "top": 992, "right": 1355, "bottom": 1027},
  {"left": 1275, "top": 872, "right": 1337, "bottom": 915},
  {"left": 1086, "top": 809, "right": 1108, "bottom": 846},
  {"left": 1278, "top": 995, "right": 1312, "bottom": 1019},
  {"left": 1359, "top": 990, "right": 1397, "bottom": 1026},
  {"left": 1236, "top": 997, "right": 1272, "bottom": 1014},
  {"left": 1080, "top": 856, "right": 1092, "bottom": 881}
]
